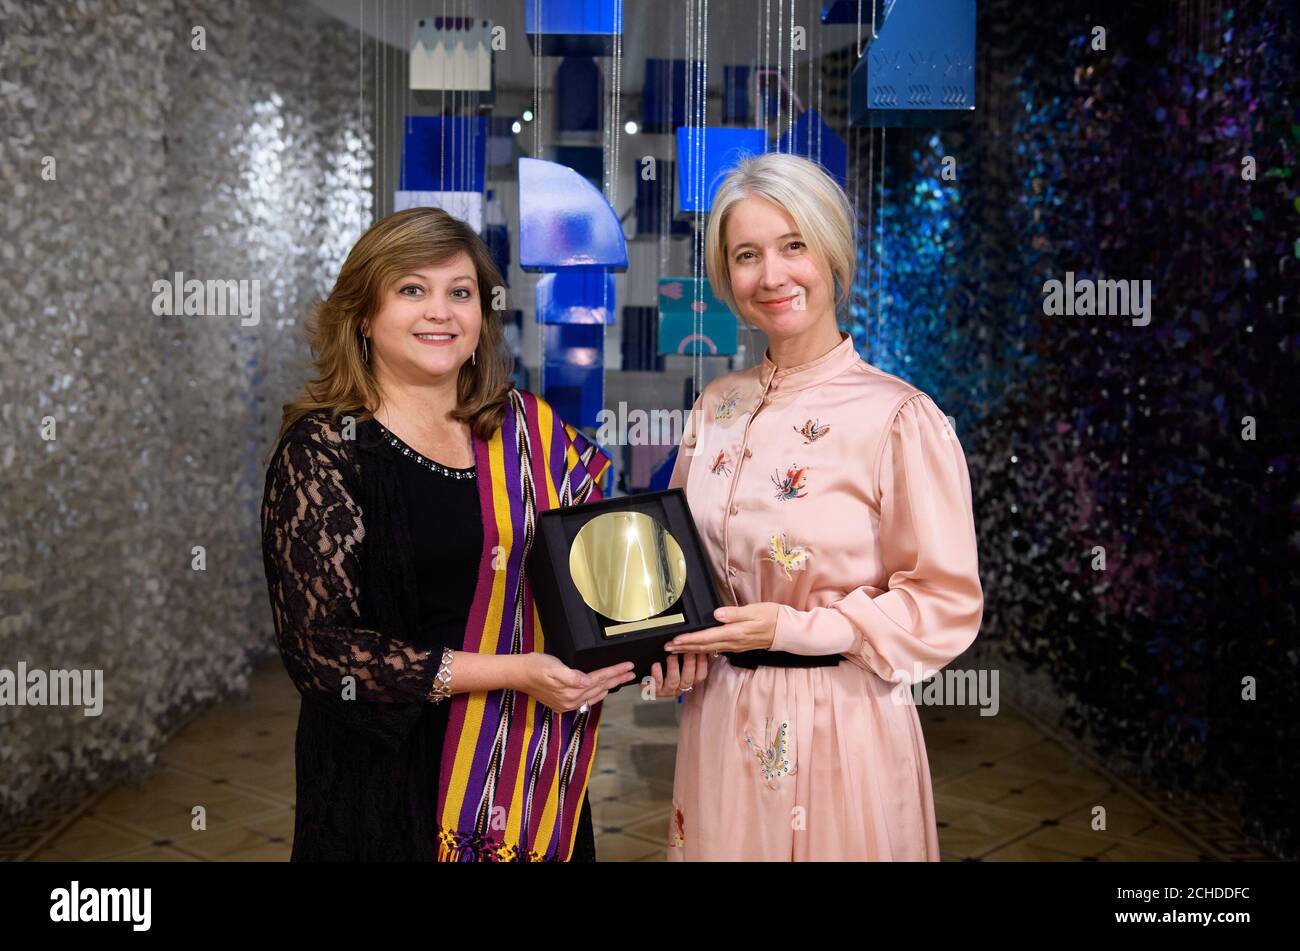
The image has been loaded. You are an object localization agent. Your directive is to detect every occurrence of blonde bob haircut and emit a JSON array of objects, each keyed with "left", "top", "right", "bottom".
[{"left": 704, "top": 151, "right": 856, "bottom": 321}]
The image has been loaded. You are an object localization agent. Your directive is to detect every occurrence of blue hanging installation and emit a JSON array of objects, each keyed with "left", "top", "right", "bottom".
[
  {"left": 723, "top": 64, "right": 753, "bottom": 123},
  {"left": 525, "top": 0, "right": 624, "bottom": 56},
  {"left": 521, "top": 1, "right": 626, "bottom": 440},
  {"left": 635, "top": 158, "right": 692, "bottom": 238},
  {"left": 517, "top": 157, "right": 628, "bottom": 271},
  {"left": 776, "top": 109, "right": 848, "bottom": 189},
  {"left": 658, "top": 277, "right": 737, "bottom": 357},
  {"left": 642, "top": 58, "right": 703, "bottom": 134},
  {"left": 534, "top": 271, "right": 616, "bottom": 430},
  {"left": 820, "top": 0, "right": 891, "bottom": 25},
  {"left": 845, "top": 0, "right": 977, "bottom": 128},
  {"left": 409, "top": 16, "right": 493, "bottom": 92},
  {"left": 674, "top": 126, "right": 768, "bottom": 214},
  {"left": 397, "top": 115, "right": 488, "bottom": 231},
  {"left": 556, "top": 56, "right": 603, "bottom": 132}
]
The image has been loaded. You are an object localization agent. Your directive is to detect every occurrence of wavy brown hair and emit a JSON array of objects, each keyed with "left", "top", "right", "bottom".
[{"left": 274, "top": 207, "right": 514, "bottom": 452}]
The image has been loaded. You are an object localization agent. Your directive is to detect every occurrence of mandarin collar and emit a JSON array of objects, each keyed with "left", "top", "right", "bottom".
[{"left": 759, "top": 331, "right": 860, "bottom": 392}]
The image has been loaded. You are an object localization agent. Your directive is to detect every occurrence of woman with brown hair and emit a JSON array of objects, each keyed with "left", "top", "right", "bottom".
[{"left": 260, "top": 206, "right": 634, "bottom": 861}]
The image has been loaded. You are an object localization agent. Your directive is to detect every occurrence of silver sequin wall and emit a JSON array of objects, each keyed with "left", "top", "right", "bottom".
[{"left": 0, "top": 0, "right": 374, "bottom": 821}]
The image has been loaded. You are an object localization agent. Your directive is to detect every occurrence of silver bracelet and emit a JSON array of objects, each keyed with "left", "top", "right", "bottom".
[{"left": 429, "top": 647, "right": 454, "bottom": 703}]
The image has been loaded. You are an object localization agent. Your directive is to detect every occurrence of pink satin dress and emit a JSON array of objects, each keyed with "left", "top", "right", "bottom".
[{"left": 664, "top": 331, "right": 984, "bottom": 860}]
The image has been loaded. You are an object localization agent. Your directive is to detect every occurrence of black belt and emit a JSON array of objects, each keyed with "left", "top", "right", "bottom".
[{"left": 725, "top": 649, "right": 842, "bottom": 670}]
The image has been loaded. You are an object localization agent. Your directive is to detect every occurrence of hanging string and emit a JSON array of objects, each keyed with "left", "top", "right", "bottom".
[
  {"left": 754, "top": 0, "right": 761, "bottom": 143},
  {"left": 454, "top": 0, "right": 460, "bottom": 194},
  {"left": 780, "top": 0, "right": 790, "bottom": 142},
  {"left": 776, "top": 0, "right": 784, "bottom": 145},
  {"left": 374, "top": 0, "right": 381, "bottom": 217},
  {"left": 401, "top": 0, "right": 407, "bottom": 196},
  {"left": 405, "top": 0, "right": 410, "bottom": 196},
  {"left": 866, "top": 124, "right": 874, "bottom": 353},
  {"left": 614, "top": 1, "right": 624, "bottom": 214},
  {"left": 810, "top": 0, "right": 818, "bottom": 164},
  {"left": 530, "top": 0, "right": 542, "bottom": 391},
  {"left": 876, "top": 125, "right": 885, "bottom": 334},
  {"left": 686, "top": 0, "right": 695, "bottom": 396},
  {"left": 358, "top": 0, "right": 364, "bottom": 233},
  {"left": 533, "top": 0, "right": 542, "bottom": 157},
  {"left": 454, "top": 0, "right": 460, "bottom": 197},
  {"left": 701, "top": 0, "right": 709, "bottom": 399},
  {"left": 763, "top": 0, "right": 770, "bottom": 141},
  {"left": 603, "top": 0, "right": 624, "bottom": 424},
  {"left": 689, "top": 0, "right": 701, "bottom": 400},
  {"left": 461, "top": 0, "right": 469, "bottom": 200},
  {"left": 379, "top": 0, "right": 384, "bottom": 212},
  {"left": 660, "top": 6, "right": 675, "bottom": 282}
]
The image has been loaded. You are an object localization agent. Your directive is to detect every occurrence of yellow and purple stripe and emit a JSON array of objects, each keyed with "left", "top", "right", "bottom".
[{"left": 436, "top": 388, "right": 612, "bottom": 861}]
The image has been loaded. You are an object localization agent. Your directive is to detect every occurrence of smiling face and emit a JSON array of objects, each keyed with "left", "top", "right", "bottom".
[
  {"left": 723, "top": 195, "right": 833, "bottom": 342},
  {"left": 364, "top": 250, "right": 482, "bottom": 385}
]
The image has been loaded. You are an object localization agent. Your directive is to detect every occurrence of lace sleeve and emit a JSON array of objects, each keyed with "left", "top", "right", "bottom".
[{"left": 260, "top": 418, "right": 444, "bottom": 706}]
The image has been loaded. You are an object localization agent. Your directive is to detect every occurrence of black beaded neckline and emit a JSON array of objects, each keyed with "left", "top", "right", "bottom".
[{"left": 372, "top": 420, "right": 476, "bottom": 479}]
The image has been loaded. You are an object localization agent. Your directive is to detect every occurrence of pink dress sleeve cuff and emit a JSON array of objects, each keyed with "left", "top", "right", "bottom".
[{"left": 771, "top": 602, "right": 858, "bottom": 655}]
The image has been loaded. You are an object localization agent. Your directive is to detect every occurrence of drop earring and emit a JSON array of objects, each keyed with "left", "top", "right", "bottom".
[
  {"left": 471, "top": 349, "right": 476, "bottom": 366},
  {"left": 361, "top": 334, "right": 370, "bottom": 363}
]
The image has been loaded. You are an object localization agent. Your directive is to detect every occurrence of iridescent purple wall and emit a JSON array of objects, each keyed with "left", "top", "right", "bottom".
[{"left": 843, "top": 0, "right": 1298, "bottom": 857}]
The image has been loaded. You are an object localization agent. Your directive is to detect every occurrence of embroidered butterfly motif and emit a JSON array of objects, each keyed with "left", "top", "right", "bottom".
[
  {"left": 744, "top": 719, "right": 796, "bottom": 790},
  {"left": 794, "top": 418, "right": 830, "bottom": 443},
  {"left": 709, "top": 449, "right": 732, "bottom": 476},
  {"left": 714, "top": 390, "right": 740, "bottom": 420},
  {"left": 765, "top": 532, "right": 809, "bottom": 579},
  {"left": 771, "top": 465, "right": 809, "bottom": 500}
]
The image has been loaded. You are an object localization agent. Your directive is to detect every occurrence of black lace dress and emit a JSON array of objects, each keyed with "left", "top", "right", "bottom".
[{"left": 260, "top": 410, "right": 596, "bottom": 861}]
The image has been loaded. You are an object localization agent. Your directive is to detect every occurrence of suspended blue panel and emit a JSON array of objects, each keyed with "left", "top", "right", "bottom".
[
  {"left": 776, "top": 109, "right": 848, "bottom": 189},
  {"left": 518, "top": 157, "right": 628, "bottom": 271},
  {"left": 526, "top": 0, "right": 623, "bottom": 56},
  {"left": 535, "top": 270, "right": 616, "bottom": 325},
  {"left": 723, "top": 65, "right": 752, "bottom": 124},
  {"left": 821, "top": 0, "right": 891, "bottom": 25},
  {"left": 541, "top": 323, "right": 605, "bottom": 431},
  {"left": 483, "top": 223, "right": 510, "bottom": 285},
  {"left": 501, "top": 307, "right": 524, "bottom": 363},
  {"left": 510, "top": 360, "right": 530, "bottom": 393},
  {"left": 635, "top": 158, "right": 692, "bottom": 237},
  {"left": 552, "top": 145, "right": 603, "bottom": 190},
  {"left": 621, "top": 305, "right": 665, "bottom": 371},
  {"left": 848, "top": 0, "right": 976, "bottom": 128},
  {"left": 642, "top": 58, "right": 704, "bottom": 134},
  {"left": 556, "top": 56, "right": 602, "bottom": 131},
  {"left": 674, "top": 127, "right": 768, "bottom": 214},
  {"left": 401, "top": 115, "right": 487, "bottom": 192},
  {"left": 657, "top": 277, "right": 737, "bottom": 356},
  {"left": 393, "top": 191, "right": 484, "bottom": 233},
  {"left": 487, "top": 116, "right": 520, "bottom": 168}
]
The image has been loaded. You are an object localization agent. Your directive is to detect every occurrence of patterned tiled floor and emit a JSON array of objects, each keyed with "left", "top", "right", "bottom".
[{"left": 18, "top": 655, "right": 1275, "bottom": 861}]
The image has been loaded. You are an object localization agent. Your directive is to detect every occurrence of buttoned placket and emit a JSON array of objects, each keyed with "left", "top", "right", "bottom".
[{"left": 719, "top": 365, "right": 779, "bottom": 604}]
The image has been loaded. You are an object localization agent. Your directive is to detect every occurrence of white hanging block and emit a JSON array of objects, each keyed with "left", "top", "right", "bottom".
[
  {"left": 393, "top": 191, "right": 485, "bottom": 234},
  {"left": 410, "top": 17, "right": 492, "bottom": 92}
]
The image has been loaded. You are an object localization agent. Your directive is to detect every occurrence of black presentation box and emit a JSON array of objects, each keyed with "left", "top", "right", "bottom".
[{"left": 526, "top": 487, "right": 724, "bottom": 684}]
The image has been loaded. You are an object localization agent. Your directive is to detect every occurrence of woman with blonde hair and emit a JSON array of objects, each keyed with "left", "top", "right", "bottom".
[
  {"left": 260, "top": 206, "right": 634, "bottom": 861},
  {"left": 650, "top": 152, "right": 984, "bottom": 860}
]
